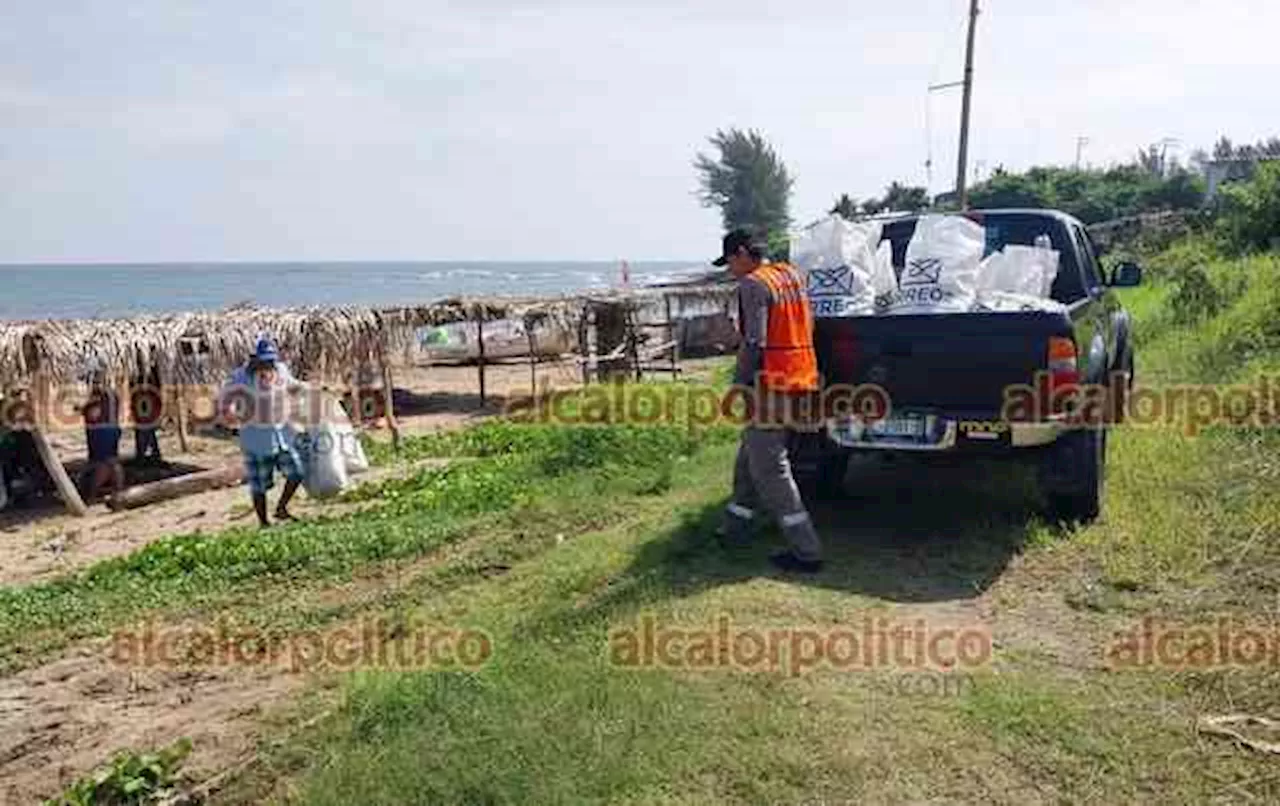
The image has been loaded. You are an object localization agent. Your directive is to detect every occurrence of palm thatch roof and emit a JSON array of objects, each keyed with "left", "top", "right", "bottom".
[{"left": 0, "top": 284, "right": 737, "bottom": 391}]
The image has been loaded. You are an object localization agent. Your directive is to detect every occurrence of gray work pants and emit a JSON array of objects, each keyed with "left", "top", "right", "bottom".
[{"left": 721, "top": 424, "right": 822, "bottom": 562}]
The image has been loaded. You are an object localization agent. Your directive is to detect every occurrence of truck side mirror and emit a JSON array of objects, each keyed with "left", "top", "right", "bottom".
[{"left": 1111, "top": 261, "right": 1143, "bottom": 288}]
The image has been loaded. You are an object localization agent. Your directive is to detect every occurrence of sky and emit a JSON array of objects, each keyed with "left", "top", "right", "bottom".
[{"left": 1, "top": 0, "right": 1277, "bottom": 263}]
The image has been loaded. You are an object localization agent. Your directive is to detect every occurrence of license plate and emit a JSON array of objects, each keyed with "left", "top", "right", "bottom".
[
  {"left": 832, "top": 413, "right": 935, "bottom": 445},
  {"left": 867, "top": 415, "right": 927, "bottom": 439}
]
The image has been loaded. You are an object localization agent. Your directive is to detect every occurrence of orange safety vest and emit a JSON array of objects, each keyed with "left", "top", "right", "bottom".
[{"left": 747, "top": 262, "right": 819, "bottom": 393}]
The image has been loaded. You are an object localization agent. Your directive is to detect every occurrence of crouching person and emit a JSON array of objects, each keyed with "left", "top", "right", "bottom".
[{"left": 220, "top": 337, "right": 306, "bottom": 528}]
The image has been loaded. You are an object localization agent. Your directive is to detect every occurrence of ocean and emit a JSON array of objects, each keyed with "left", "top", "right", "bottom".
[{"left": 0, "top": 261, "right": 710, "bottom": 321}]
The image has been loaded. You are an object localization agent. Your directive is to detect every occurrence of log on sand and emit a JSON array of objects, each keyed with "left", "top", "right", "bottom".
[
  {"left": 30, "top": 426, "right": 89, "bottom": 517},
  {"left": 106, "top": 463, "right": 244, "bottom": 512}
]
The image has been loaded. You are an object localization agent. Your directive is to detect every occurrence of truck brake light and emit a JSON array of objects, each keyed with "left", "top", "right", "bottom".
[{"left": 1046, "top": 336, "right": 1080, "bottom": 414}]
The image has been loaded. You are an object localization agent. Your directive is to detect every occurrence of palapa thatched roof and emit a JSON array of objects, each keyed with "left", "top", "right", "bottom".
[{"left": 0, "top": 283, "right": 737, "bottom": 391}]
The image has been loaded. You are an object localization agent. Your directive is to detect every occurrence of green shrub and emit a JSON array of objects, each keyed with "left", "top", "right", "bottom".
[
  {"left": 1167, "top": 263, "right": 1224, "bottom": 325},
  {"left": 46, "top": 739, "right": 192, "bottom": 805},
  {"left": 1216, "top": 161, "right": 1280, "bottom": 253}
]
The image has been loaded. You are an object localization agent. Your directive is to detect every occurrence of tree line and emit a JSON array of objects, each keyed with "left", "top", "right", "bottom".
[{"left": 693, "top": 128, "right": 1280, "bottom": 248}]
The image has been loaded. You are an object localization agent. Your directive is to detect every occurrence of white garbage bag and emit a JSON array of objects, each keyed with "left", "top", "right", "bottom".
[
  {"left": 303, "top": 421, "right": 349, "bottom": 499},
  {"left": 976, "top": 245, "right": 1060, "bottom": 299},
  {"left": 882, "top": 215, "right": 985, "bottom": 315},
  {"left": 872, "top": 238, "right": 897, "bottom": 297},
  {"left": 282, "top": 385, "right": 365, "bottom": 497},
  {"left": 872, "top": 240, "right": 896, "bottom": 313},
  {"left": 335, "top": 420, "right": 369, "bottom": 474},
  {"left": 971, "top": 291, "right": 1069, "bottom": 314},
  {"left": 793, "top": 216, "right": 884, "bottom": 317}
]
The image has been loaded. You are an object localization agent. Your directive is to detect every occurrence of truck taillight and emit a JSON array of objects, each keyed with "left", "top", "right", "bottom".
[{"left": 1046, "top": 336, "right": 1079, "bottom": 414}]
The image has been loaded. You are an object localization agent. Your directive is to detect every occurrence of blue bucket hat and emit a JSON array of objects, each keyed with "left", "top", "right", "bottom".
[{"left": 254, "top": 336, "right": 279, "bottom": 363}]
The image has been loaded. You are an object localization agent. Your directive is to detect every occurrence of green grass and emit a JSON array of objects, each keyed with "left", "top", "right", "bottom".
[{"left": 0, "top": 420, "right": 736, "bottom": 674}]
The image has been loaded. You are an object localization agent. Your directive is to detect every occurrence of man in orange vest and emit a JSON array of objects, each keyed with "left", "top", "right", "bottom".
[{"left": 713, "top": 228, "right": 824, "bottom": 573}]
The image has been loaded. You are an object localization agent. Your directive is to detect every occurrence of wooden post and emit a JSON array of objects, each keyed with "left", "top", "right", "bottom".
[
  {"left": 665, "top": 293, "right": 680, "bottom": 377},
  {"left": 33, "top": 370, "right": 51, "bottom": 431},
  {"left": 595, "top": 303, "right": 628, "bottom": 382},
  {"left": 171, "top": 382, "right": 190, "bottom": 453},
  {"left": 476, "top": 313, "right": 487, "bottom": 407},
  {"left": 31, "top": 424, "right": 88, "bottom": 517},
  {"left": 526, "top": 324, "right": 538, "bottom": 399},
  {"left": 380, "top": 352, "right": 401, "bottom": 451},
  {"left": 628, "top": 306, "right": 642, "bottom": 383},
  {"left": 114, "top": 374, "right": 129, "bottom": 463},
  {"left": 577, "top": 310, "right": 590, "bottom": 387}
]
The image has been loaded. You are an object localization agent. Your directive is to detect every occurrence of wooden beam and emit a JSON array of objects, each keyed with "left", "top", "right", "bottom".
[
  {"left": 665, "top": 294, "right": 680, "bottom": 377},
  {"left": 33, "top": 370, "right": 51, "bottom": 431},
  {"left": 628, "top": 307, "right": 642, "bottom": 383},
  {"left": 107, "top": 463, "right": 243, "bottom": 512},
  {"left": 30, "top": 425, "right": 89, "bottom": 517},
  {"left": 526, "top": 321, "right": 538, "bottom": 399},
  {"left": 380, "top": 353, "right": 401, "bottom": 451},
  {"left": 577, "top": 311, "right": 590, "bottom": 387},
  {"left": 171, "top": 383, "right": 190, "bottom": 453},
  {"left": 476, "top": 313, "right": 487, "bottom": 407}
]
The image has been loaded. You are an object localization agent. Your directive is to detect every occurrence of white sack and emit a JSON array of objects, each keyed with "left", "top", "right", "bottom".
[
  {"left": 971, "top": 291, "right": 1069, "bottom": 314},
  {"left": 283, "top": 386, "right": 363, "bottom": 496},
  {"left": 977, "top": 245, "right": 1060, "bottom": 299},
  {"left": 303, "top": 421, "right": 350, "bottom": 499},
  {"left": 793, "top": 216, "right": 884, "bottom": 317},
  {"left": 334, "top": 420, "right": 369, "bottom": 474},
  {"left": 882, "top": 215, "right": 985, "bottom": 315},
  {"left": 872, "top": 239, "right": 897, "bottom": 297}
]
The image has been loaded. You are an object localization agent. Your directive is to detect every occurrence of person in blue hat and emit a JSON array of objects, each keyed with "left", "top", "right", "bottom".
[{"left": 220, "top": 336, "right": 306, "bottom": 527}]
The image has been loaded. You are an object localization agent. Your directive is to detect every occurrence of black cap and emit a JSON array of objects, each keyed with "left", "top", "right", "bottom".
[{"left": 712, "top": 228, "right": 766, "bottom": 266}]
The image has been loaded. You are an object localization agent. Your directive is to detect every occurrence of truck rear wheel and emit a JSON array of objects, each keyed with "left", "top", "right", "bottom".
[{"left": 1041, "top": 427, "right": 1106, "bottom": 525}]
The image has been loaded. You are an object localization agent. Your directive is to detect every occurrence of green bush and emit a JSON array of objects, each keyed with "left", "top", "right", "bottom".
[
  {"left": 46, "top": 739, "right": 192, "bottom": 805},
  {"left": 1167, "top": 263, "right": 1224, "bottom": 325},
  {"left": 1217, "top": 161, "right": 1280, "bottom": 253}
]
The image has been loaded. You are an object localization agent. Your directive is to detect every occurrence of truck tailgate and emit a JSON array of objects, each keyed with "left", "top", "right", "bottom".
[{"left": 814, "top": 312, "right": 1076, "bottom": 414}]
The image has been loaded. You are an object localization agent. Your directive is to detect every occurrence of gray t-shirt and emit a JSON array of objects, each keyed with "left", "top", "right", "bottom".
[{"left": 733, "top": 274, "right": 770, "bottom": 387}]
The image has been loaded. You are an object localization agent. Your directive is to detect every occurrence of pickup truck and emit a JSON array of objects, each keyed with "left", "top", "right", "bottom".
[{"left": 792, "top": 208, "right": 1143, "bottom": 523}]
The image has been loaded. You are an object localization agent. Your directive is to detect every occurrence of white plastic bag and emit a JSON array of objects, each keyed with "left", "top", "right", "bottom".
[
  {"left": 882, "top": 215, "right": 985, "bottom": 315},
  {"left": 871, "top": 239, "right": 897, "bottom": 298},
  {"left": 976, "top": 245, "right": 1060, "bottom": 299},
  {"left": 971, "top": 291, "right": 1069, "bottom": 314},
  {"left": 334, "top": 420, "right": 369, "bottom": 474},
  {"left": 303, "top": 421, "right": 350, "bottom": 499},
  {"left": 793, "top": 216, "right": 884, "bottom": 317}
]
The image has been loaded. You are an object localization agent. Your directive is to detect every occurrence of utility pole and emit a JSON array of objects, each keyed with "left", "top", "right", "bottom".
[
  {"left": 1075, "top": 136, "right": 1090, "bottom": 169},
  {"left": 955, "top": 0, "right": 980, "bottom": 210}
]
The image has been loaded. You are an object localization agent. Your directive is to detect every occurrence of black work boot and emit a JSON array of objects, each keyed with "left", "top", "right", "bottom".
[{"left": 769, "top": 550, "right": 823, "bottom": 574}]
